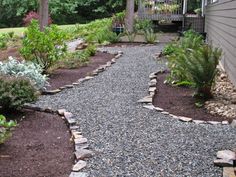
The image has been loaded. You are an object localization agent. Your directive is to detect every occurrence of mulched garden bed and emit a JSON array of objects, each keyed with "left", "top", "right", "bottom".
[
  {"left": 0, "top": 110, "right": 74, "bottom": 177},
  {"left": 47, "top": 51, "right": 115, "bottom": 90},
  {"left": 153, "top": 72, "right": 233, "bottom": 122},
  {"left": 0, "top": 47, "right": 21, "bottom": 61}
]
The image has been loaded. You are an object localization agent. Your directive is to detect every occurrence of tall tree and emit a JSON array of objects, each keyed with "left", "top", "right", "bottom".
[
  {"left": 125, "top": 0, "right": 134, "bottom": 32},
  {"left": 39, "top": 0, "right": 48, "bottom": 31}
]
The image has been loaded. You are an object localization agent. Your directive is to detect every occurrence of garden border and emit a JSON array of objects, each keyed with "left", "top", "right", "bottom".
[
  {"left": 42, "top": 51, "right": 123, "bottom": 95},
  {"left": 138, "top": 70, "right": 236, "bottom": 127}
]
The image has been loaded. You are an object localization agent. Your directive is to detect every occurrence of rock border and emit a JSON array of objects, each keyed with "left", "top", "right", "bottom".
[
  {"left": 138, "top": 70, "right": 236, "bottom": 127},
  {"left": 42, "top": 51, "right": 123, "bottom": 95}
]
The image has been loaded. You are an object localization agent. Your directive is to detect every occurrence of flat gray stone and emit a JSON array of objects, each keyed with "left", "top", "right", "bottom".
[
  {"left": 217, "top": 150, "right": 236, "bottom": 160},
  {"left": 149, "top": 87, "right": 156, "bottom": 92},
  {"left": 193, "top": 120, "right": 206, "bottom": 124},
  {"left": 143, "top": 104, "right": 155, "bottom": 110},
  {"left": 154, "top": 107, "right": 164, "bottom": 112},
  {"left": 208, "top": 121, "right": 221, "bottom": 125},
  {"left": 75, "top": 144, "right": 89, "bottom": 151},
  {"left": 69, "top": 172, "right": 89, "bottom": 177},
  {"left": 214, "top": 158, "right": 234, "bottom": 167},
  {"left": 75, "top": 149, "right": 93, "bottom": 160},
  {"left": 72, "top": 160, "right": 87, "bottom": 171},
  {"left": 75, "top": 138, "right": 88, "bottom": 144},
  {"left": 65, "top": 85, "right": 74, "bottom": 88},
  {"left": 178, "top": 116, "right": 192, "bottom": 122},
  {"left": 57, "top": 109, "right": 66, "bottom": 116},
  {"left": 161, "top": 111, "right": 169, "bottom": 115},
  {"left": 222, "top": 121, "right": 229, "bottom": 125},
  {"left": 231, "top": 119, "right": 236, "bottom": 128},
  {"left": 64, "top": 112, "right": 76, "bottom": 124},
  {"left": 43, "top": 89, "right": 61, "bottom": 95},
  {"left": 138, "top": 96, "right": 152, "bottom": 103}
]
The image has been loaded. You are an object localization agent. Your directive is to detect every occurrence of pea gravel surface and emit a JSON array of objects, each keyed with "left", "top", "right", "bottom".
[{"left": 34, "top": 45, "right": 236, "bottom": 177}]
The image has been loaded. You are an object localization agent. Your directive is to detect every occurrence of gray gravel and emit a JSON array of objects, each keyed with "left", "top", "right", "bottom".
[{"left": 34, "top": 45, "right": 236, "bottom": 177}]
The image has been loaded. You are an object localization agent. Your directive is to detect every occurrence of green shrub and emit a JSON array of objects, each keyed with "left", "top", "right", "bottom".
[
  {"left": 0, "top": 57, "right": 49, "bottom": 90},
  {"left": 0, "top": 75, "right": 38, "bottom": 110},
  {"left": 181, "top": 45, "right": 222, "bottom": 99},
  {"left": 20, "top": 20, "right": 67, "bottom": 73},
  {"left": 0, "top": 34, "right": 8, "bottom": 49},
  {"left": 134, "top": 19, "right": 153, "bottom": 33},
  {"left": 165, "top": 30, "right": 204, "bottom": 85},
  {"left": 144, "top": 29, "right": 157, "bottom": 44},
  {"left": 85, "top": 45, "right": 97, "bottom": 56},
  {"left": 0, "top": 115, "right": 17, "bottom": 144},
  {"left": 125, "top": 30, "right": 136, "bottom": 42}
]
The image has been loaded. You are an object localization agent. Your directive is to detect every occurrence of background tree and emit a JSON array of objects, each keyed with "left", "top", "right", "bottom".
[
  {"left": 125, "top": 0, "right": 135, "bottom": 32},
  {"left": 39, "top": 0, "right": 48, "bottom": 31}
]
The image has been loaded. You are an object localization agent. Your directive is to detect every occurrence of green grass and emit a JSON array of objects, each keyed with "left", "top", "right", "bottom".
[{"left": 0, "top": 24, "right": 76, "bottom": 36}]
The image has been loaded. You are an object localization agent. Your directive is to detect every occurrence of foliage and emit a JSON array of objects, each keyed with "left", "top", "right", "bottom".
[
  {"left": 0, "top": 34, "right": 8, "bottom": 49},
  {"left": 165, "top": 30, "right": 222, "bottom": 99},
  {"left": 144, "top": 29, "right": 157, "bottom": 44},
  {"left": 61, "top": 45, "right": 97, "bottom": 69},
  {"left": 0, "top": 57, "right": 49, "bottom": 90},
  {"left": 20, "top": 20, "right": 67, "bottom": 72},
  {"left": 112, "top": 11, "right": 125, "bottom": 26},
  {"left": 126, "top": 30, "right": 136, "bottom": 42},
  {"left": 74, "top": 18, "right": 119, "bottom": 44},
  {"left": 165, "top": 30, "right": 204, "bottom": 85},
  {"left": 0, "top": 115, "right": 17, "bottom": 144},
  {"left": 0, "top": 75, "right": 38, "bottom": 110},
  {"left": 134, "top": 19, "right": 153, "bottom": 33},
  {"left": 157, "top": 4, "right": 180, "bottom": 13},
  {"left": 23, "top": 11, "right": 52, "bottom": 26},
  {"left": 181, "top": 45, "right": 222, "bottom": 99}
]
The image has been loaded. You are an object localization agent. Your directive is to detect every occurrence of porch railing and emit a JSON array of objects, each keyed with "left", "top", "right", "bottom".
[{"left": 138, "top": 0, "right": 184, "bottom": 21}]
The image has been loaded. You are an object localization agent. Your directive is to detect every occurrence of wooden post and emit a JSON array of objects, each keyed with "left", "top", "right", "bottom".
[
  {"left": 125, "top": 0, "right": 135, "bottom": 33},
  {"left": 39, "top": 0, "right": 49, "bottom": 31}
]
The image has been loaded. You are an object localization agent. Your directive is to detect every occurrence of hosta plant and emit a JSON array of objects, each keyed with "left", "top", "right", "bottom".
[
  {"left": 144, "top": 29, "right": 157, "bottom": 44},
  {"left": 0, "top": 115, "right": 17, "bottom": 144},
  {"left": 0, "top": 75, "right": 38, "bottom": 111},
  {"left": 0, "top": 57, "right": 49, "bottom": 90}
]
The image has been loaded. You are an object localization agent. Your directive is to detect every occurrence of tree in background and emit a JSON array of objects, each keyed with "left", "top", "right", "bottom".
[
  {"left": 125, "top": 0, "right": 135, "bottom": 32},
  {"left": 39, "top": 0, "right": 49, "bottom": 31}
]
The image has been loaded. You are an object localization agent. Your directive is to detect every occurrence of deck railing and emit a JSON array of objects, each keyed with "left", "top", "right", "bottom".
[{"left": 138, "top": 0, "right": 184, "bottom": 21}]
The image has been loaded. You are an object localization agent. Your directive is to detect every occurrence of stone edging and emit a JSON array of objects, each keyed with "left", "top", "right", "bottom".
[
  {"left": 42, "top": 51, "right": 123, "bottom": 95},
  {"left": 138, "top": 70, "right": 236, "bottom": 127}
]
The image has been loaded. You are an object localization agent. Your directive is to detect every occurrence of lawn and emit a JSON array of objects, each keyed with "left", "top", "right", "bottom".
[{"left": 0, "top": 24, "right": 76, "bottom": 35}]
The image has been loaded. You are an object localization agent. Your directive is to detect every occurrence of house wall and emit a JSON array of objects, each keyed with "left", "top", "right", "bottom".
[{"left": 205, "top": 0, "right": 236, "bottom": 85}]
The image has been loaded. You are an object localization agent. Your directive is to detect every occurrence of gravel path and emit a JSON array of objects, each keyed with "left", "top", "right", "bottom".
[{"left": 34, "top": 45, "right": 236, "bottom": 177}]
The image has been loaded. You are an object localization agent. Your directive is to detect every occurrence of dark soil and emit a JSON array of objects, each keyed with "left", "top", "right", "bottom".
[
  {"left": 153, "top": 73, "right": 232, "bottom": 122},
  {"left": 0, "top": 47, "right": 21, "bottom": 61},
  {"left": 0, "top": 110, "right": 74, "bottom": 177},
  {"left": 47, "top": 52, "right": 115, "bottom": 90}
]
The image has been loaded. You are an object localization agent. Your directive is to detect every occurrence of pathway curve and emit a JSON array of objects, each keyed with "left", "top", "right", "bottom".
[{"left": 34, "top": 45, "right": 236, "bottom": 177}]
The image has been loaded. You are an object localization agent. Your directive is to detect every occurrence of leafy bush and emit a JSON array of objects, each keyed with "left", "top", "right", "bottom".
[
  {"left": 0, "top": 115, "right": 17, "bottom": 144},
  {"left": 134, "top": 19, "right": 153, "bottom": 33},
  {"left": 125, "top": 30, "right": 136, "bottom": 42},
  {"left": 144, "top": 29, "right": 157, "bottom": 44},
  {"left": 0, "top": 34, "right": 8, "bottom": 49},
  {"left": 0, "top": 75, "right": 38, "bottom": 110},
  {"left": 85, "top": 45, "right": 97, "bottom": 56},
  {"left": 181, "top": 45, "right": 222, "bottom": 99},
  {"left": 20, "top": 20, "right": 67, "bottom": 73},
  {"left": 23, "top": 11, "right": 52, "bottom": 26},
  {"left": 0, "top": 57, "right": 49, "bottom": 90},
  {"left": 165, "top": 30, "right": 204, "bottom": 85}
]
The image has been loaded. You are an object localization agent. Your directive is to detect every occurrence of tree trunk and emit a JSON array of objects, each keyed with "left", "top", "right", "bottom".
[
  {"left": 125, "top": 0, "right": 135, "bottom": 33},
  {"left": 39, "top": 0, "right": 49, "bottom": 31}
]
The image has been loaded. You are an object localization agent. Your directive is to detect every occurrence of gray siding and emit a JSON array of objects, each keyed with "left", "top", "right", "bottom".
[{"left": 205, "top": 0, "right": 236, "bottom": 85}]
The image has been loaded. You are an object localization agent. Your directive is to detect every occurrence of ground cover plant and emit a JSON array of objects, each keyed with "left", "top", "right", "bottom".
[
  {"left": 0, "top": 114, "right": 16, "bottom": 144},
  {"left": 164, "top": 30, "right": 222, "bottom": 100}
]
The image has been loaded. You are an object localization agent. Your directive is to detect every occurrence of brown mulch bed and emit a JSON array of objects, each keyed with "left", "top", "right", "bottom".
[
  {"left": 47, "top": 51, "right": 115, "bottom": 90},
  {"left": 0, "top": 47, "right": 21, "bottom": 61},
  {"left": 153, "top": 72, "right": 232, "bottom": 122},
  {"left": 0, "top": 110, "right": 74, "bottom": 177}
]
